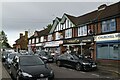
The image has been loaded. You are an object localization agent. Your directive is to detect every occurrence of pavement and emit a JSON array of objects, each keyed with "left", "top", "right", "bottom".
[{"left": 98, "top": 64, "right": 120, "bottom": 78}]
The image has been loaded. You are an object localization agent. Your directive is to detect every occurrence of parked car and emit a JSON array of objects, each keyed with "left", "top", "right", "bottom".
[
  {"left": 36, "top": 51, "right": 54, "bottom": 62},
  {"left": 2, "top": 51, "right": 10, "bottom": 62},
  {"left": 6, "top": 53, "right": 18, "bottom": 68},
  {"left": 10, "top": 55, "right": 54, "bottom": 80},
  {"left": 56, "top": 53, "right": 97, "bottom": 71}
]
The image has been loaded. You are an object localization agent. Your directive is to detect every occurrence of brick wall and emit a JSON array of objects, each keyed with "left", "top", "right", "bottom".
[{"left": 116, "top": 17, "right": 120, "bottom": 31}]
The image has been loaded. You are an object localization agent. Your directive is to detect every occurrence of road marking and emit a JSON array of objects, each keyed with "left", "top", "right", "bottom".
[
  {"left": 91, "top": 74, "right": 100, "bottom": 77},
  {"left": 68, "top": 69, "right": 74, "bottom": 71},
  {"left": 106, "top": 77, "right": 110, "bottom": 78},
  {"left": 81, "top": 72, "right": 85, "bottom": 74}
]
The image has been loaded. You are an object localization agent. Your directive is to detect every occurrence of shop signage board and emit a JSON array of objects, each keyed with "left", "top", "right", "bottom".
[{"left": 95, "top": 33, "right": 120, "bottom": 42}]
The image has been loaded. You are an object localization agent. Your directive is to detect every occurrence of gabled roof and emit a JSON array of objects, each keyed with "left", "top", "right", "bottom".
[
  {"left": 49, "top": 17, "right": 61, "bottom": 33},
  {"left": 28, "top": 25, "right": 52, "bottom": 39},
  {"left": 64, "top": 13, "right": 78, "bottom": 25}
]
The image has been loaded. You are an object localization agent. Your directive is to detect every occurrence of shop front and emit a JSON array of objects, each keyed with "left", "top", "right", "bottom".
[
  {"left": 63, "top": 36, "right": 94, "bottom": 56},
  {"left": 28, "top": 44, "right": 36, "bottom": 53},
  {"left": 95, "top": 33, "right": 120, "bottom": 63},
  {"left": 44, "top": 41, "right": 63, "bottom": 54},
  {"left": 35, "top": 43, "right": 44, "bottom": 51}
]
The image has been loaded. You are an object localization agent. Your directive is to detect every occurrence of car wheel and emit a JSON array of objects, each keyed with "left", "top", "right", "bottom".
[
  {"left": 75, "top": 63, "right": 81, "bottom": 71},
  {"left": 56, "top": 61, "right": 61, "bottom": 67}
]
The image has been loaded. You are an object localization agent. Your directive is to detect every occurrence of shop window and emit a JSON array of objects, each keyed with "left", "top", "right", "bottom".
[
  {"left": 97, "top": 43, "right": 120, "bottom": 60},
  {"left": 97, "top": 44, "right": 109, "bottom": 59}
]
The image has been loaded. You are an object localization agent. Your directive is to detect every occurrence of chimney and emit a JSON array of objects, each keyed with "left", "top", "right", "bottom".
[
  {"left": 25, "top": 31, "right": 28, "bottom": 38},
  {"left": 98, "top": 4, "right": 107, "bottom": 11},
  {"left": 20, "top": 33, "right": 23, "bottom": 38}
]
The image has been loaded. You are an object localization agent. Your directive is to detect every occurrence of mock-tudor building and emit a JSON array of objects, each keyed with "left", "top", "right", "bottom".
[
  {"left": 28, "top": 26, "right": 52, "bottom": 52},
  {"left": 28, "top": 2, "right": 120, "bottom": 65}
]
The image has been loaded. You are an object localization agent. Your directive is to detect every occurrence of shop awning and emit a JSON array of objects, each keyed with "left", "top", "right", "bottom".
[
  {"left": 63, "top": 43, "right": 86, "bottom": 46},
  {"left": 44, "top": 41, "right": 63, "bottom": 47},
  {"left": 44, "top": 44, "right": 59, "bottom": 47}
]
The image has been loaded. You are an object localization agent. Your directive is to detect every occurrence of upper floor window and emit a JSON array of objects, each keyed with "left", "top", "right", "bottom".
[
  {"left": 29, "top": 40, "right": 31, "bottom": 44},
  {"left": 41, "top": 36, "right": 44, "bottom": 42},
  {"left": 36, "top": 38, "right": 39, "bottom": 43},
  {"left": 55, "top": 32, "right": 63, "bottom": 40},
  {"left": 48, "top": 35, "right": 53, "bottom": 41},
  {"left": 102, "top": 19, "right": 116, "bottom": 33},
  {"left": 32, "top": 38, "right": 35, "bottom": 43},
  {"left": 65, "top": 29, "right": 72, "bottom": 39},
  {"left": 78, "top": 25, "right": 87, "bottom": 36}
]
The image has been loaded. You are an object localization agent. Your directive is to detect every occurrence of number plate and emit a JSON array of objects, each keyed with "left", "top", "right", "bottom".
[
  {"left": 92, "top": 65, "right": 96, "bottom": 67},
  {"left": 48, "top": 59, "right": 53, "bottom": 61},
  {"left": 37, "top": 78, "right": 48, "bottom": 80}
]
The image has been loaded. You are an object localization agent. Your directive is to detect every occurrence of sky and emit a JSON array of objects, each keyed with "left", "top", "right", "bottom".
[{"left": 1, "top": 0, "right": 118, "bottom": 46}]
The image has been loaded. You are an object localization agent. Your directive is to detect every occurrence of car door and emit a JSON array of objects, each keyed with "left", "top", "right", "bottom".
[
  {"left": 66, "top": 54, "right": 77, "bottom": 68},
  {"left": 58, "top": 54, "right": 67, "bottom": 66},
  {"left": 11, "top": 57, "right": 19, "bottom": 78}
]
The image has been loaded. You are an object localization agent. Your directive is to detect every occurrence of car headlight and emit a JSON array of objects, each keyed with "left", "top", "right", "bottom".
[
  {"left": 83, "top": 62, "right": 90, "bottom": 65},
  {"left": 21, "top": 72, "right": 32, "bottom": 77},
  {"left": 42, "top": 56, "right": 48, "bottom": 59},
  {"left": 50, "top": 70, "right": 53, "bottom": 74},
  {"left": 3, "top": 56, "right": 5, "bottom": 58}
]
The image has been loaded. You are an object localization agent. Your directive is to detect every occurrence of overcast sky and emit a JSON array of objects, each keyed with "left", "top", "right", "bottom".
[{"left": 2, "top": 1, "right": 117, "bottom": 46}]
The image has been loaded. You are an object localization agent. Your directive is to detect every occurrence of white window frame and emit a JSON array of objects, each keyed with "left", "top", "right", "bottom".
[
  {"left": 32, "top": 38, "right": 35, "bottom": 43},
  {"left": 65, "top": 29, "right": 72, "bottom": 39},
  {"left": 36, "top": 38, "right": 39, "bottom": 43},
  {"left": 29, "top": 40, "right": 31, "bottom": 44},
  {"left": 48, "top": 35, "right": 53, "bottom": 41},
  {"left": 41, "top": 36, "right": 44, "bottom": 42},
  {"left": 78, "top": 25, "right": 87, "bottom": 36}
]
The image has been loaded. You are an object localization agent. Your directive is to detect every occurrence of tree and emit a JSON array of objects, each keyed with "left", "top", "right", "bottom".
[{"left": 0, "top": 30, "right": 11, "bottom": 48}]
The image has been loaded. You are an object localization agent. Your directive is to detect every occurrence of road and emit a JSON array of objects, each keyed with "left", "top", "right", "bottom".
[
  {"left": 48, "top": 63, "right": 118, "bottom": 79},
  {"left": 1, "top": 62, "right": 119, "bottom": 80}
]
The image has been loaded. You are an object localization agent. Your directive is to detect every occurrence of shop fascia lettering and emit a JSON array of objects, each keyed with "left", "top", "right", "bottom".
[
  {"left": 44, "top": 41, "right": 63, "bottom": 47},
  {"left": 95, "top": 33, "right": 120, "bottom": 41},
  {"left": 66, "top": 39, "right": 80, "bottom": 43}
]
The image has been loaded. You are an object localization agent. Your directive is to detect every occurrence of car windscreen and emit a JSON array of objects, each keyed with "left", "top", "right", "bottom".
[
  {"left": 20, "top": 56, "right": 44, "bottom": 66},
  {"left": 40, "top": 51, "right": 51, "bottom": 56},
  {"left": 9, "top": 54, "right": 16, "bottom": 59}
]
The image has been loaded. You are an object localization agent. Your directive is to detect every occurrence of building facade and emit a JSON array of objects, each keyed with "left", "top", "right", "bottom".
[{"left": 28, "top": 2, "right": 120, "bottom": 65}]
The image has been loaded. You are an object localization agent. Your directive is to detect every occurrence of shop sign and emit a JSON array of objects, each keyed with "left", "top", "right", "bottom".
[
  {"left": 95, "top": 33, "right": 120, "bottom": 41},
  {"left": 64, "top": 39, "right": 80, "bottom": 44},
  {"left": 36, "top": 43, "right": 43, "bottom": 46},
  {"left": 44, "top": 41, "right": 63, "bottom": 47}
]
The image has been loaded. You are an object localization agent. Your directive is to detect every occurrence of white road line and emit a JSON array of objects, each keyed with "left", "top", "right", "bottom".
[
  {"left": 91, "top": 74, "right": 100, "bottom": 77},
  {"left": 81, "top": 72, "right": 85, "bottom": 74},
  {"left": 106, "top": 77, "right": 110, "bottom": 78},
  {"left": 68, "top": 69, "right": 74, "bottom": 71}
]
